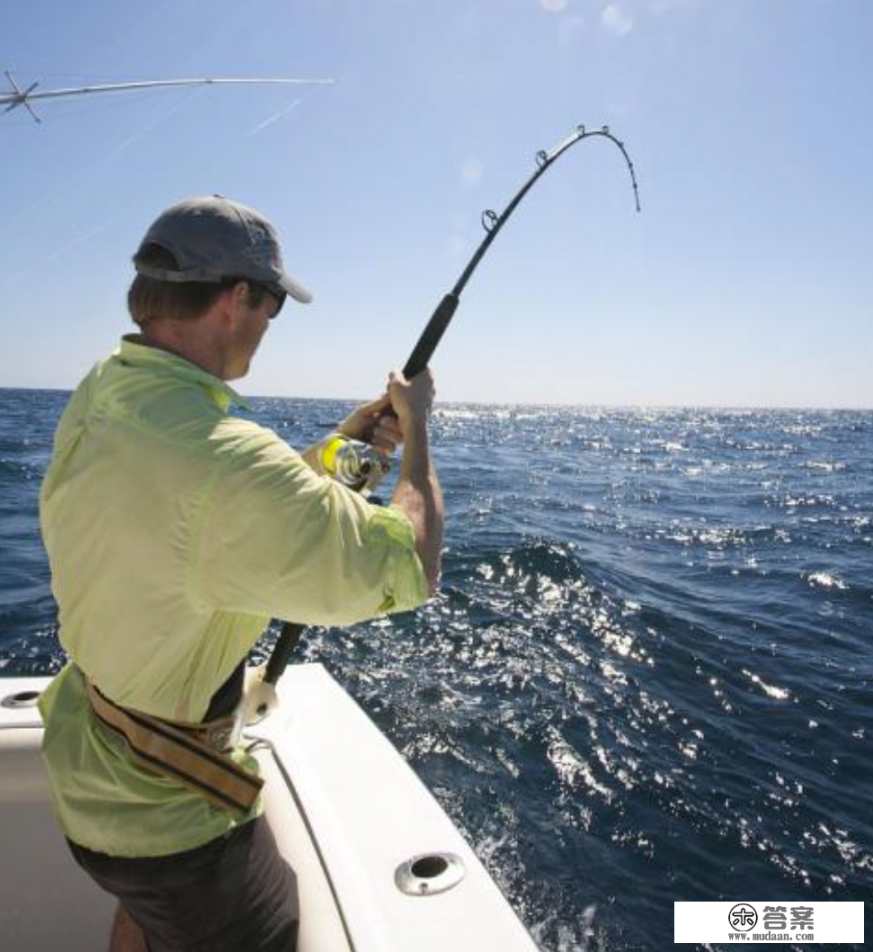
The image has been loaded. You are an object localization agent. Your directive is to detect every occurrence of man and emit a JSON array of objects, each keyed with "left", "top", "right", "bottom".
[{"left": 38, "top": 196, "right": 443, "bottom": 951}]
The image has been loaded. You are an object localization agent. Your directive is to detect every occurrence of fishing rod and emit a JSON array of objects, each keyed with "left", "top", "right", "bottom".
[
  {"left": 403, "top": 124, "right": 640, "bottom": 380},
  {"left": 259, "top": 123, "right": 641, "bottom": 698},
  {"left": 1, "top": 71, "right": 336, "bottom": 123}
]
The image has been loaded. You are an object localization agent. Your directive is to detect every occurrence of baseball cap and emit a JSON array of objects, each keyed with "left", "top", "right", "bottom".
[{"left": 134, "top": 195, "right": 312, "bottom": 305}]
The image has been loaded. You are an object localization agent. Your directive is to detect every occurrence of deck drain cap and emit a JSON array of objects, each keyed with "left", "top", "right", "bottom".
[
  {"left": 395, "top": 852, "right": 465, "bottom": 896},
  {"left": 2, "top": 690, "right": 41, "bottom": 709}
]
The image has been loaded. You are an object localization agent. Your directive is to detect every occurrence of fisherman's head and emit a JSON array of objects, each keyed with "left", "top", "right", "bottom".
[{"left": 128, "top": 196, "right": 311, "bottom": 380}]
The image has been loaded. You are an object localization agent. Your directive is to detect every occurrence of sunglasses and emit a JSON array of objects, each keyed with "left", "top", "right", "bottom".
[
  {"left": 225, "top": 278, "right": 286, "bottom": 318},
  {"left": 259, "top": 282, "right": 287, "bottom": 319}
]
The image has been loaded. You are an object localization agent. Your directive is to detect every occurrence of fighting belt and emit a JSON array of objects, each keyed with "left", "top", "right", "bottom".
[{"left": 85, "top": 679, "right": 264, "bottom": 816}]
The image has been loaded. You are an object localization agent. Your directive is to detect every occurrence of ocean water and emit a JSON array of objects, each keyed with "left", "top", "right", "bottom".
[{"left": 1, "top": 386, "right": 871, "bottom": 951}]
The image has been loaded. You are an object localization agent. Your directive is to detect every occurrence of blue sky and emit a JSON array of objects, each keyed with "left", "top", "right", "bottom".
[{"left": 1, "top": 0, "right": 870, "bottom": 408}]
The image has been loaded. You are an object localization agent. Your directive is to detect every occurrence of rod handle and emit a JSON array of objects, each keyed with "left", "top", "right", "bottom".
[
  {"left": 402, "top": 293, "right": 459, "bottom": 380},
  {"left": 264, "top": 621, "right": 305, "bottom": 686}
]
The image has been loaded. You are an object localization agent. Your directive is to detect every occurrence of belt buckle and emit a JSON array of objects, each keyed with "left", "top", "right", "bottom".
[{"left": 202, "top": 721, "right": 235, "bottom": 753}]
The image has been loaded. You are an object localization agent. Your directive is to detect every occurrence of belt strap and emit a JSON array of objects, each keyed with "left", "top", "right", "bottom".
[{"left": 85, "top": 680, "right": 264, "bottom": 817}]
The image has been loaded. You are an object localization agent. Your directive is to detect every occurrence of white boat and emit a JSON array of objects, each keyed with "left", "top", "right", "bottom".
[{"left": 0, "top": 663, "right": 539, "bottom": 951}]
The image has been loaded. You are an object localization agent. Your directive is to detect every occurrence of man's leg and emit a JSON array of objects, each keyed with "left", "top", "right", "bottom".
[
  {"left": 68, "top": 818, "right": 298, "bottom": 952},
  {"left": 110, "top": 904, "right": 149, "bottom": 952}
]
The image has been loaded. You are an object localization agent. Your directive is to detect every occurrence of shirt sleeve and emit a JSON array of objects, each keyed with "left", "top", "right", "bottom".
[{"left": 191, "top": 419, "right": 429, "bottom": 626}]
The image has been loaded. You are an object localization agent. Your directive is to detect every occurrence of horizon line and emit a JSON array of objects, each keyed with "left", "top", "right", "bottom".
[{"left": 2, "top": 384, "right": 870, "bottom": 414}]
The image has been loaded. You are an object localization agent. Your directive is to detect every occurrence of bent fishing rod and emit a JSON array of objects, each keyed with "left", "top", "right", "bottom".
[{"left": 261, "top": 123, "right": 641, "bottom": 693}]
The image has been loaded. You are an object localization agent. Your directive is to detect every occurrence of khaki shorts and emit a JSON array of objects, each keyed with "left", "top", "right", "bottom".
[{"left": 67, "top": 816, "right": 298, "bottom": 952}]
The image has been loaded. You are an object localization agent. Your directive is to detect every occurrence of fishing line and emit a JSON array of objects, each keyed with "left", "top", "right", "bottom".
[
  {"left": 0, "top": 217, "right": 119, "bottom": 293},
  {"left": 0, "top": 86, "right": 207, "bottom": 265},
  {"left": 109, "top": 85, "right": 208, "bottom": 152},
  {"left": 245, "top": 84, "right": 325, "bottom": 139},
  {"left": 263, "top": 124, "right": 641, "bottom": 688}
]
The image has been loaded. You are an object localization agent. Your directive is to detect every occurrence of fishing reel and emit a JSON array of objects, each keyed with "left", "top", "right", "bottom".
[{"left": 319, "top": 433, "right": 391, "bottom": 494}]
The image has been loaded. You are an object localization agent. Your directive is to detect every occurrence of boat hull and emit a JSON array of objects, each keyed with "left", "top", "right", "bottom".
[{"left": 0, "top": 665, "right": 539, "bottom": 951}]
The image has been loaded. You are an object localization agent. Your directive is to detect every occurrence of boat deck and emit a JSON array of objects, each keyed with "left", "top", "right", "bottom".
[{"left": 0, "top": 666, "right": 538, "bottom": 951}]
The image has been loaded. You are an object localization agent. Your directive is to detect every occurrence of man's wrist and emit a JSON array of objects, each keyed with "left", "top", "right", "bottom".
[
  {"left": 400, "top": 421, "right": 431, "bottom": 479},
  {"left": 400, "top": 415, "right": 428, "bottom": 442}
]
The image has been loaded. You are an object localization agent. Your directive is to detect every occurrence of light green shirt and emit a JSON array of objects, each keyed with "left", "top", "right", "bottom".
[{"left": 38, "top": 336, "right": 428, "bottom": 857}]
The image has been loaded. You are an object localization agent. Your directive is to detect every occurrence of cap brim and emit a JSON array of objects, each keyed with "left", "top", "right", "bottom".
[{"left": 278, "top": 270, "right": 313, "bottom": 304}]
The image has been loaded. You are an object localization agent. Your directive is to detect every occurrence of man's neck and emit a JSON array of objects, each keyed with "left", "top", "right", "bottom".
[{"left": 141, "top": 321, "right": 227, "bottom": 380}]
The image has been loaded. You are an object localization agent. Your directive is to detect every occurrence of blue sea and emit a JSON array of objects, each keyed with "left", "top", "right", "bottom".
[{"left": 1, "top": 387, "right": 871, "bottom": 951}]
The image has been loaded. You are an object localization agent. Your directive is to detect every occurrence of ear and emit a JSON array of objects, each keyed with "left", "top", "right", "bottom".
[{"left": 224, "top": 281, "right": 251, "bottom": 330}]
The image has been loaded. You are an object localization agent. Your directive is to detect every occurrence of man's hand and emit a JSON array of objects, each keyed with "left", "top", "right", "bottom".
[
  {"left": 386, "top": 369, "right": 435, "bottom": 437},
  {"left": 317, "top": 370, "right": 442, "bottom": 594},
  {"left": 339, "top": 393, "right": 404, "bottom": 456}
]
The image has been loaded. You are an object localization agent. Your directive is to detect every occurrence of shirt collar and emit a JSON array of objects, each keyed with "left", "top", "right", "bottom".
[{"left": 117, "top": 335, "right": 251, "bottom": 412}]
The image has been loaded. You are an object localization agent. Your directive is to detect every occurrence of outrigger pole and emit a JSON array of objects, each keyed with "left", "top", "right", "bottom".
[
  {"left": 1, "top": 71, "right": 337, "bottom": 123},
  {"left": 262, "top": 123, "right": 641, "bottom": 691}
]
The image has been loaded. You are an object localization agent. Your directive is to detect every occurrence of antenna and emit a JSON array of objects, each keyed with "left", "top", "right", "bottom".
[{"left": 1, "top": 71, "right": 337, "bottom": 124}]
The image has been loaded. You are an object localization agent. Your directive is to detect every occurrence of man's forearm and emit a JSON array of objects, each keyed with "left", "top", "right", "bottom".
[{"left": 391, "top": 422, "right": 443, "bottom": 595}]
